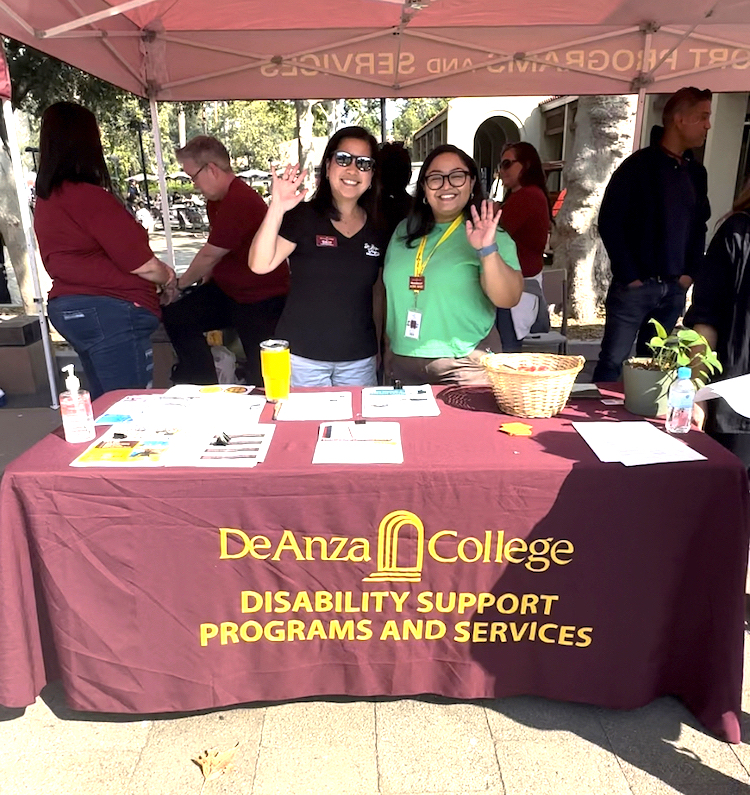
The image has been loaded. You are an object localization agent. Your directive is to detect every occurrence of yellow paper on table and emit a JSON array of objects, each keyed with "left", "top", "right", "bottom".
[{"left": 498, "top": 422, "right": 533, "bottom": 436}]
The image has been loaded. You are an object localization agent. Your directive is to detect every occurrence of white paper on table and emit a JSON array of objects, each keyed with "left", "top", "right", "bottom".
[
  {"left": 695, "top": 373, "right": 750, "bottom": 419},
  {"left": 361, "top": 385, "right": 440, "bottom": 418},
  {"left": 312, "top": 421, "right": 403, "bottom": 464},
  {"left": 163, "top": 384, "right": 257, "bottom": 397},
  {"left": 572, "top": 421, "right": 706, "bottom": 466},
  {"left": 95, "top": 394, "right": 199, "bottom": 425},
  {"left": 275, "top": 392, "right": 353, "bottom": 421},
  {"left": 178, "top": 423, "right": 276, "bottom": 467},
  {"left": 97, "top": 391, "right": 265, "bottom": 428}
]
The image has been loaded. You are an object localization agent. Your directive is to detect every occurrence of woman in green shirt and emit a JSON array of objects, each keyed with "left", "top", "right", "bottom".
[{"left": 383, "top": 144, "right": 522, "bottom": 386}]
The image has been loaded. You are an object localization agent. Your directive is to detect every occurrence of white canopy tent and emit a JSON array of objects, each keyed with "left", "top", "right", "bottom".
[
  {"left": 2, "top": 0, "right": 750, "bottom": 405},
  {"left": 2, "top": 0, "right": 750, "bottom": 100}
]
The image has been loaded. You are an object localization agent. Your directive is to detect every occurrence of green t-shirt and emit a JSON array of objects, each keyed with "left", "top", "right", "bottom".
[{"left": 384, "top": 219, "right": 520, "bottom": 358}]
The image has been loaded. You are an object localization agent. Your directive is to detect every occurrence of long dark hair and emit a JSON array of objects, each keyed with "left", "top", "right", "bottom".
[
  {"left": 500, "top": 141, "right": 551, "bottom": 216},
  {"left": 36, "top": 102, "right": 112, "bottom": 201},
  {"left": 404, "top": 144, "right": 484, "bottom": 247},
  {"left": 378, "top": 141, "right": 413, "bottom": 236},
  {"left": 309, "top": 125, "right": 380, "bottom": 222}
]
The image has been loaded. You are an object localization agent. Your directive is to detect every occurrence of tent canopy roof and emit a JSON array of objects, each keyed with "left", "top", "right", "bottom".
[{"left": 3, "top": 0, "right": 750, "bottom": 100}]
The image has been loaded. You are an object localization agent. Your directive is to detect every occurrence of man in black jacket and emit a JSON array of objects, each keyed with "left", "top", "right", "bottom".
[{"left": 593, "top": 87, "right": 712, "bottom": 383}]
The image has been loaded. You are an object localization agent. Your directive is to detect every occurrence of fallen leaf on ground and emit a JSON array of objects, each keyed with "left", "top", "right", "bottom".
[{"left": 193, "top": 741, "right": 239, "bottom": 792}]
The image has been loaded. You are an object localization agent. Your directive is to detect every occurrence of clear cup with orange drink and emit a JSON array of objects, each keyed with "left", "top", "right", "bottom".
[{"left": 260, "top": 339, "right": 291, "bottom": 401}]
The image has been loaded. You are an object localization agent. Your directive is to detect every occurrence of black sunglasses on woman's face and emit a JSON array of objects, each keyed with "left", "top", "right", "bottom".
[
  {"left": 500, "top": 158, "right": 518, "bottom": 170},
  {"left": 333, "top": 151, "right": 375, "bottom": 172}
]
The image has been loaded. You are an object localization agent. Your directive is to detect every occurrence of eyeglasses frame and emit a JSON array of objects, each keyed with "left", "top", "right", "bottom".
[{"left": 423, "top": 169, "right": 472, "bottom": 190}]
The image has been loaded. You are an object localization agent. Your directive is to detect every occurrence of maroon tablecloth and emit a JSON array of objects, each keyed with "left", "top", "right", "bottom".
[{"left": 1, "top": 386, "right": 747, "bottom": 742}]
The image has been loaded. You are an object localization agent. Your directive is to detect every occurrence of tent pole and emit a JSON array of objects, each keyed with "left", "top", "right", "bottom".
[
  {"left": 633, "top": 89, "right": 647, "bottom": 153},
  {"left": 632, "top": 25, "right": 655, "bottom": 152},
  {"left": 149, "top": 98, "right": 175, "bottom": 271},
  {"left": 2, "top": 99, "right": 59, "bottom": 408}
]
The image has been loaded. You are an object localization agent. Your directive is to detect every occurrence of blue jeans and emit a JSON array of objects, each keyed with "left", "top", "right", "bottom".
[
  {"left": 291, "top": 354, "right": 378, "bottom": 387},
  {"left": 48, "top": 295, "right": 159, "bottom": 400},
  {"left": 593, "top": 279, "right": 687, "bottom": 383}
]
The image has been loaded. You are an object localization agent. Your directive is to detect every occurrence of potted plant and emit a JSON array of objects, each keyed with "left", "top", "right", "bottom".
[{"left": 622, "top": 319, "right": 722, "bottom": 417}]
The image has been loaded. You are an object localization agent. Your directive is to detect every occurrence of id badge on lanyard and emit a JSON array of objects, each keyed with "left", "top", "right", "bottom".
[{"left": 406, "top": 216, "right": 462, "bottom": 340}]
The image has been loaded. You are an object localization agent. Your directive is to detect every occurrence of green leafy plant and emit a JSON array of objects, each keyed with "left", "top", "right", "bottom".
[{"left": 629, "top": 319, "right": 722, "bottom": 387}]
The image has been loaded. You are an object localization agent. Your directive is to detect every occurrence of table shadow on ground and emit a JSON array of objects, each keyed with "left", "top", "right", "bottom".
[{"left": 481, "top": 695, "right": 750, "bottom": 795}]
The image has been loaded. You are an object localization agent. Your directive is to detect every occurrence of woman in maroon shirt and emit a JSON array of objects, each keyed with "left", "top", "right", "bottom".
[
  {"left": 34, "top": 103, "right": 175, "bottom": 399},
  {"left": 494, "top": 142, "right": 552, "bottom": 351}
]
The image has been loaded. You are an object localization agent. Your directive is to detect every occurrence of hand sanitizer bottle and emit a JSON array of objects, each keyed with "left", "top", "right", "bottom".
[
  {"left": 59, "top": 364, "right": 95, "bottom": 443},
  {"left": 665, "top": 366, "right": 696, "bottom": 434}
]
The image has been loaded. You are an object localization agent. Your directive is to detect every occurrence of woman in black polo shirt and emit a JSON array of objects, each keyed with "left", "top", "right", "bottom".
[{"left": 249, "top": 126, "right": 386, "bottom": 387}]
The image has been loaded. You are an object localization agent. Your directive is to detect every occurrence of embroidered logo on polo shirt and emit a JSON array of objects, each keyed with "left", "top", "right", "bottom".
[
  {"left": 364, "top": 243, "right": 380, "bottom": 257},
  {"left": 316, "top": 235, "right": 337, "bottom": 247}
]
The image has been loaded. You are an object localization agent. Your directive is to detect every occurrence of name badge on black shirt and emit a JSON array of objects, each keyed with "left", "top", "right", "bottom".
[{"left": 316, "top": 235, "right": 337, "bottom": 247}]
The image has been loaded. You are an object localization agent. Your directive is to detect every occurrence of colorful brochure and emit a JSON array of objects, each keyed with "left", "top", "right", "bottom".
[{"left": 71, "top": 422, "right": 275, "bottom": 468}]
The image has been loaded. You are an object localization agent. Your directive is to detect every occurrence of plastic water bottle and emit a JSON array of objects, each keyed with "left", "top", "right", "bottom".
[{"left": 665, "top": 366, "right": 695, "bottom": 434}]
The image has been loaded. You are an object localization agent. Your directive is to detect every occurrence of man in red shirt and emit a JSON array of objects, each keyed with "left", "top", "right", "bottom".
[{"left": 162, "top": 136, "right": 289, "bottom": 385}]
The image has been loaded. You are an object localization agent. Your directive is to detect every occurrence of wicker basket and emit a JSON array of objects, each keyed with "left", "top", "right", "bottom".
[{"left": 481, "top": 353, "right": 585, "bottom": 418}]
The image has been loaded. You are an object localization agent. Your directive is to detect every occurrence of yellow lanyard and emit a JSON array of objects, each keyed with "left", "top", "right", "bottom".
[{"left": 414, "top": 216, "right": 463, "bottom": 281}]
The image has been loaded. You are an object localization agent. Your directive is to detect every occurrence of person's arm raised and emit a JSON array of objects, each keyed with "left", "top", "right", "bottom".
[
  {"left": 249, "top": 164, "right": 306, "bottom": 274},
  {"left": 466, "top": 200, "right": 523, "bottom": 308}
]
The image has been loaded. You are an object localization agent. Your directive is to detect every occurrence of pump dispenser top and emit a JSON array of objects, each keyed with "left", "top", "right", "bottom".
[
  {"left": 62, "top": 364, "right": 80, "bottom": 394},
  {"left": 59, "top": 364, "right": 95, "bottom": 443}
]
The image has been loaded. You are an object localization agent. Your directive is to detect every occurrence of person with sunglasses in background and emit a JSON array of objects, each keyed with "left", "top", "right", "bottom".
[
  {"left": 383, "top": 144, "right": 522, "bottom": 386},
  {"left": 249, "top": 126, "right": 387, "bottom": 387},
  {"left": 494, "top": 141, "right": 553, "bottom": 352}
]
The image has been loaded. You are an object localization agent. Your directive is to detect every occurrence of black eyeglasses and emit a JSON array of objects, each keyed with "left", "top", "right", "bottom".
[
  {"left": 333, "top": 151, "right": 375, "bottom": 172},
  {"left": 424, "top": 170, "right": 470, "bottom": 190},
  {"left": 189, "top": 163, "right": 209, "bottom": 183},
  {"left": 499, "top": 158, "right": 519, "bottom": 170}
]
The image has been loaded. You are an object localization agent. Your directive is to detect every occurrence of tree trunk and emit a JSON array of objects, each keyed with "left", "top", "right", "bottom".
[
  {"left": 0, "top": 142, "right": 49, "bottom": 312},
  {"left": 551, "top": 95, "right": 638, "bottom": 322},
  {"left": 295, "top": 100, "right": 316, "bottom": 193},
  {"left": 317, "top": 100, "right": 338, "bottom": 138}
]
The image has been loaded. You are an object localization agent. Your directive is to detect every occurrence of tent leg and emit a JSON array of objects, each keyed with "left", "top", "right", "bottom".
[
  {"left": 2, "top": 99, "right": 59, "bottom": 409},
  {"left": 149, "top": 98, "right": 175, "bottom": 271}
]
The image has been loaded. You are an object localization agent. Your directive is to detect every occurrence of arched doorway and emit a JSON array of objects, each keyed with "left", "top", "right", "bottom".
[{"left": 474, "top": 116, "right": 520, "bottom": 195}]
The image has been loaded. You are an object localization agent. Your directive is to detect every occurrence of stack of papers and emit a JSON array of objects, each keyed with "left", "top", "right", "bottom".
[
  {"left": 71, "top": 423, "right": 275, "bottom": 467},
  {"left": 274, "top": 392, "right": 353, "bottom": 421},
  {"left": 312, "top": 422, "right": 403, "bottom": 464},
  {"left": 96, "top": 392, "right": 266, "bottom": 427},
  {"left": 572, "top": 421, "right": 706, "bottom": 466},
  {"left": 361, "top": 385, "right": 440, "bottom": 417}
]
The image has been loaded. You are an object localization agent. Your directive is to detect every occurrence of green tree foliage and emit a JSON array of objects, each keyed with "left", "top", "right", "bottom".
[
  {"left": 197, "top": 100, "right": 296, "bottom": 169},
  {"left": 392, "top": 98, "right": 449, "bottom": 146},
  {"left": 342, "top": 99, "right": 381, "bottom": 136}
]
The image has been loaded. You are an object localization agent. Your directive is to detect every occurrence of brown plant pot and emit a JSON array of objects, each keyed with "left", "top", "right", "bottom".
[{"left": 622, "top": 358, "right": 676, "bottom": 418}]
